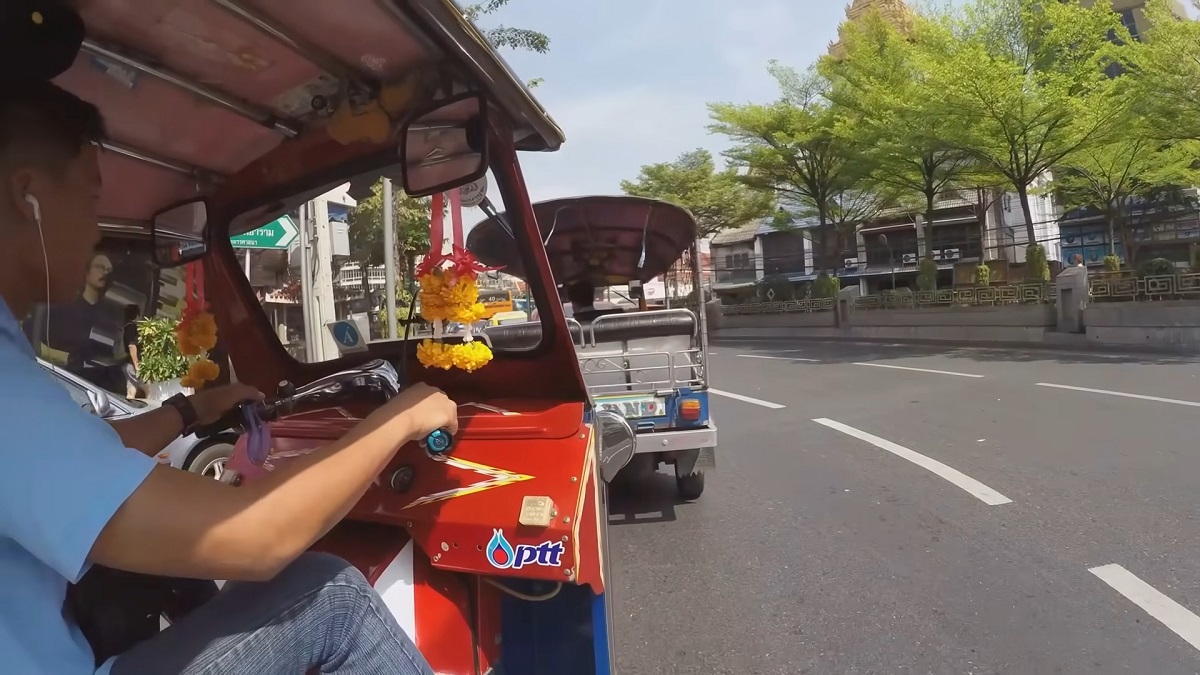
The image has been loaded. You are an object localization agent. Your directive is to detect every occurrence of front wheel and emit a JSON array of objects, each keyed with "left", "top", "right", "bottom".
[
  {"left": 188, "top": 443, "right": 234, "bottom": 481},
  {"left": 675, "top": 472, "right": 705, "bottom": 501}
]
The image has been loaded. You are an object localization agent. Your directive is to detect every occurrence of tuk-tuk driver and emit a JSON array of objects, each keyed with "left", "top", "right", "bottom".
[{"left": 0, "top": 84, "right": 451, "bottom": 674}]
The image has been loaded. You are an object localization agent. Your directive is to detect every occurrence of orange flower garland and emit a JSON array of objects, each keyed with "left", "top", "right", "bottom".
[
  {"left": 176, "top": 301, "right": 220, "bottom": 389},
  {"left": 415, "top": 246, "right": 495, "bottom": 373}
]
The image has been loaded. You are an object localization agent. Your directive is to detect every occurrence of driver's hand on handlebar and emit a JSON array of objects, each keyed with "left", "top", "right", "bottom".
[
  {"left": 385, "top": 382, "right": 458, "bottom": 440},
  {"left": 189, "top": 383, "right": 265, "bottom": 425}
]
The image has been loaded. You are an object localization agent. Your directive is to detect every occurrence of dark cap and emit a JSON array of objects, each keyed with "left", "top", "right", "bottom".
[{"left": 0, "top": 0, "right": 85, "bottom": 83}]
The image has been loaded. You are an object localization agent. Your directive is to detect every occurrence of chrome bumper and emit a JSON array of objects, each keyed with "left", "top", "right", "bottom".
[{"left": 633, "top": 422, "right": 717, "bottom": 454}]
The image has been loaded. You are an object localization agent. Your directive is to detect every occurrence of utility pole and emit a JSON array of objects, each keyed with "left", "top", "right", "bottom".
[
  {"left": 312, "top": 197, "right": 339, "bottom": 360},
  {"left": 298, "top": 202, "right": 315, "bottom": 363},
  {"left": 382, "top": 178, "right": 398, "bottom": 339}
]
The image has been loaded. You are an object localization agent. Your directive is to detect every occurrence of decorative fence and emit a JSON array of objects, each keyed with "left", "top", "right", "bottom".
[
  {"left": 723, "top": 297, "right": 835, "bottom": 315},
  {"left": 1089, "top": 272, "right": 1200, "bottom": 301},
  {"left": 721, "top": 273, "right": 1200, "bottom": 316},
  {"left": 851, "top": 284, "right": 1056, "bottom": 310}
]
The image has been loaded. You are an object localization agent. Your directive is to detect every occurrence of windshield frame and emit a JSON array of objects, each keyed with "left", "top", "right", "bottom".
[{"left": 215, "top": 146, "right": 557, "bottom": 369}]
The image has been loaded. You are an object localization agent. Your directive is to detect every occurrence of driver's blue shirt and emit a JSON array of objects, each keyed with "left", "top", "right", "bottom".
[{"left": 0, "top": 298, "right": 156, "bottom": 674}]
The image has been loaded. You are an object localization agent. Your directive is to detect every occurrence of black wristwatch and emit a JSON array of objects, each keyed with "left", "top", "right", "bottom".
[{"left": 163, "top": 393, "right": 200, "bottom": 436}]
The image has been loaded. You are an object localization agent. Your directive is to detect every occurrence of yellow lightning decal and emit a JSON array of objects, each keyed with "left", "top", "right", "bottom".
[{"left": 401, "top": 457, "right": 534, "bottom": 510}]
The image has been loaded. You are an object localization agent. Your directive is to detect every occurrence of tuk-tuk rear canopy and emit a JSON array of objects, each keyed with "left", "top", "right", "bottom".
[{"left": 467, "top": 195, "right": 698, "bottom": 286}]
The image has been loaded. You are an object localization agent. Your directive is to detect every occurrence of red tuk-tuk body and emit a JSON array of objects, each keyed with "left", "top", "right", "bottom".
[{"left": 55, "top": 0, "right": 619, "bottom": 672}]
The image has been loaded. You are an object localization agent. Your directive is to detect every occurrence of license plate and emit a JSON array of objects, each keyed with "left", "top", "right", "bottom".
[{"left": 595, "top": 395, "right": 665, "bottom": 419}]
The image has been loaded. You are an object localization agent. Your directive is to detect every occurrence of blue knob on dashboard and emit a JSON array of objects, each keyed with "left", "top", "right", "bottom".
[{"left": 423, "top": 428, "right": 454, "bottom": 455}]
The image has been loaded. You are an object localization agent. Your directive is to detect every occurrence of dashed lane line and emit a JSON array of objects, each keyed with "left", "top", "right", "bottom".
[
  {"left": 813, "top": 418, "right": 1012, "bottom": 506},
  {"left": 1090, "top": 564, "right": 1200, "bottom": 653},
  {"left": 736, "top": 354, "right": 821, "bottom": 362},
  {"left": 852, "top": 362, "right": 984, "bottom": 378},
  {"left": 1036, "top": 383, "right": 1200, "bottom": 408},
  {"left": 709, "top": 388, "right": 786, "bottom": 409}
]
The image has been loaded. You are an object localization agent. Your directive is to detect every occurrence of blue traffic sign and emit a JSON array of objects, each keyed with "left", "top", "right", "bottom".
[
  {"left": 331, "top": 321, "right": 361, "bottom": 347},
  {"left": 326, "top": 317, "right": 369, "bottom": 354}
]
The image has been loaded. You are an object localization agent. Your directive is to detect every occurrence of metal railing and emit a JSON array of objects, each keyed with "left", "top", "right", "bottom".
[
  {"left": 720, "top": 273, "right": 1200, "bottom": 315},
  {"left": 580, "top": 349, "right": 705, "bottom": 396}
]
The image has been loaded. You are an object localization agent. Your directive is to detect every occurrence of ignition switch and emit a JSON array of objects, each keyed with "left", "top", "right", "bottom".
[{"left": 389, "top": 466, "right": 415, "bottom": 493}]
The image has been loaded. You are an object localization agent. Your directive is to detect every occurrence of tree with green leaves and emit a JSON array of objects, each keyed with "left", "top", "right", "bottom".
[
  {"left": 709, "top": 63, "right": 877, "bottom": 272},
  {"left": 1054, "top": 125, "right": 1199, "bottom": 266},
  {"left": 925, "top": 0, "right": 1131, "bottom": 276},
  {"left": 619, "top": 149, "right": 774, "bottom": 238},
  {"left": 822, "top": 9, "right": 978, "bottom": 265},
  {"left": 347, "top": 180, "right": 432, "bottom": 337},
  {"left": 1132, "top": 0, "right": 1200, "bottom": 142},
  {"left": 463, "top": 0, "right": 550, "bottom": 86},
  {"left": 463, "top": 0, "right": 550, "bottom": 54}
]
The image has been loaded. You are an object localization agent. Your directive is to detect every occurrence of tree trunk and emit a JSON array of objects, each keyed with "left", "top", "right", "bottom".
[
  {"left": 924, "top": 191, "right": 936, "bottom": 259},
  {"left": 975, "top": 187, "right": 989, "bottom": 261},
  {"left": 1105, "top": 206, "right": 1117, "bottom": 256},
  {"left": 1017, "top": 186, "right": 1037, "bottom": 250}
]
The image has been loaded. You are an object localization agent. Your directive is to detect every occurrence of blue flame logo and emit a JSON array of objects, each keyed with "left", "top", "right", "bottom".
[
  {"left": 486, "top": 528, "right": 516, "bottom": 569},
  {"left": 484, "top": 529, "right": 566, "bottom": 570}
]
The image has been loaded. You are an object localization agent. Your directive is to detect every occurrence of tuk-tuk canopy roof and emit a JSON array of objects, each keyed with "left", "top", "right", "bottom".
[
  {"left": 42, "top": 0, "right": 563, "bottom": 224},
  {"left": 466, "top": 195, "right": 698, "bottom": 286}
]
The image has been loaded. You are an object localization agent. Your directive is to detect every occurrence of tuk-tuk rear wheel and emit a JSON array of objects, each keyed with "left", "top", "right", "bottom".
[{"left": 676, "top": 472, "right": 705, "bottom": 500}]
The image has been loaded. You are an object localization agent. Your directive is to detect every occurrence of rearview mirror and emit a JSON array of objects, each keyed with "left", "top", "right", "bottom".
[
  {"left": 152, "top": 199, "right": 209, "bottom": 268},
  {"left": 596, "top": 409, "right": 636, "bottom": 483},
  {"left": 85, "top": 389, "right": 113, "bottom": 418},
  {"left": 399, "top": 93, "right": 488, "bottom": 197}
]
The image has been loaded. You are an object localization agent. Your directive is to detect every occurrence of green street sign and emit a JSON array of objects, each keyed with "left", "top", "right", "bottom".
[{"left": 230, "top": 215, "right": 298, "bottom": 249}]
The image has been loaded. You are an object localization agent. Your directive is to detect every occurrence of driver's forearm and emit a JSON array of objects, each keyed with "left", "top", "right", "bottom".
[
  {"left": 91, "top": 407, "right": 419, "bottom": 581},
  {"left": 108, "top": 405, "right": 184, "bottom": 457},
  {"left": 235, "top": 411, "right": 418, "bottom": 574}
]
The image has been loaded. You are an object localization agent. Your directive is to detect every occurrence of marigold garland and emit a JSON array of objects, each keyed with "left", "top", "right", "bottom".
[
  {"left": 415, "top": 245, "right": 497, "bottom": 372},
  {"left": 176, "top": 301, "right": 220, "bottom": 389}
]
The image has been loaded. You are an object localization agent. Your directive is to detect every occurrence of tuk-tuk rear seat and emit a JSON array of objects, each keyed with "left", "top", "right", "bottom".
[
  {"left": 483, "top": 319, "right": 584, "bottom": 350},
  {"left": 587, "top": 310, "right": 696, "bottom": 345},
  {"left": 483, "top": 310, "right": 696, "bottom": 349}
]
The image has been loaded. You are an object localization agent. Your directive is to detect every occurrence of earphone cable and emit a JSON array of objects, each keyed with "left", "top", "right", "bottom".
[{"left": 34, "top": 206, "right": 51, "bottom": 373}]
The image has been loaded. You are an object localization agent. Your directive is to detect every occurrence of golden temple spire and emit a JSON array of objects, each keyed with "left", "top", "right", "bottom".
[{"left": 828, "top": 0, "right": 915, "bottom": 59}]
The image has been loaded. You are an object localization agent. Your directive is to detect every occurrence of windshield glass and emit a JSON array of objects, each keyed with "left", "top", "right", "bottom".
[
  {"left": 25, "top": 234, "right": 200, "bottom": 402},
  {"left": 232, "top": 164, "right": 542, "bottom": 364}
]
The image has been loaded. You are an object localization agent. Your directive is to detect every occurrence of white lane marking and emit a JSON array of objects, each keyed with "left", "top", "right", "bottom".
[
  {"left": 852, "top": 362, "right": 984, "bottom": 378},
  {"left": 1036, "top": 383, "right": 1200, "bottom": 408},
  {"left": 710, "top": 388, "right": 786, "bottom": 409},
  {"left": 813, "top": 418, "right": 1012, "bottom": 506},
  {"left": 1090, "top": 564, "right": 1200, "bottom": 652},
  {"left": 737, "top": 354, "right": 820, "bottom": 362}
]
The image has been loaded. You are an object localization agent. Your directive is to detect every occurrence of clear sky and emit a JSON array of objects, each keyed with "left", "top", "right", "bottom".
[{"left": 474, "top": 0, "right": 853, "bottom": 203}]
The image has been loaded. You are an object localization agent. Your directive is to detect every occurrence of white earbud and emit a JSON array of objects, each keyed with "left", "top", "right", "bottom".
[{"left": 24, "top": 194, "right": 41, "bottom": 225}]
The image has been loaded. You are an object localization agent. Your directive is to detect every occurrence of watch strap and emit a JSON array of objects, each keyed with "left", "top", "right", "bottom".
[{"left": 164, "top": 393, "right": 199, "bottom": 435}]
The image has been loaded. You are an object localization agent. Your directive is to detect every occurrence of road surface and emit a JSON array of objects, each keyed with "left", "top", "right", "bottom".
[{"left": 608, "top": 339, "right": 1200, "bottom": 675}]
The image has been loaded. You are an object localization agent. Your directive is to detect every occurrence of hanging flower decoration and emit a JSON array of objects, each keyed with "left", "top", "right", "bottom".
[
  {"left": 415, "top": 245, "right": 498, "bottom": 373},
  {"left": 176, "top": 300, "right": 220, "bottom": 389}
]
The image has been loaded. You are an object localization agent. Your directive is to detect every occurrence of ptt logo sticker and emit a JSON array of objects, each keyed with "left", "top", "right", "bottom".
[{"left": 485, "top": 529, "right": 564, "bottom": 570}]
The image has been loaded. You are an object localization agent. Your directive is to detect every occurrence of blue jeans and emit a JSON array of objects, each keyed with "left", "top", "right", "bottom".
[{"left": 110, "top": 552, "right": 435, "bottom": 675}]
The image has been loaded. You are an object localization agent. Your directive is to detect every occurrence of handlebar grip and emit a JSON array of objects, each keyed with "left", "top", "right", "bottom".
[{"left": 422, "top": 428, "right": 454, "bottom": 456}]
